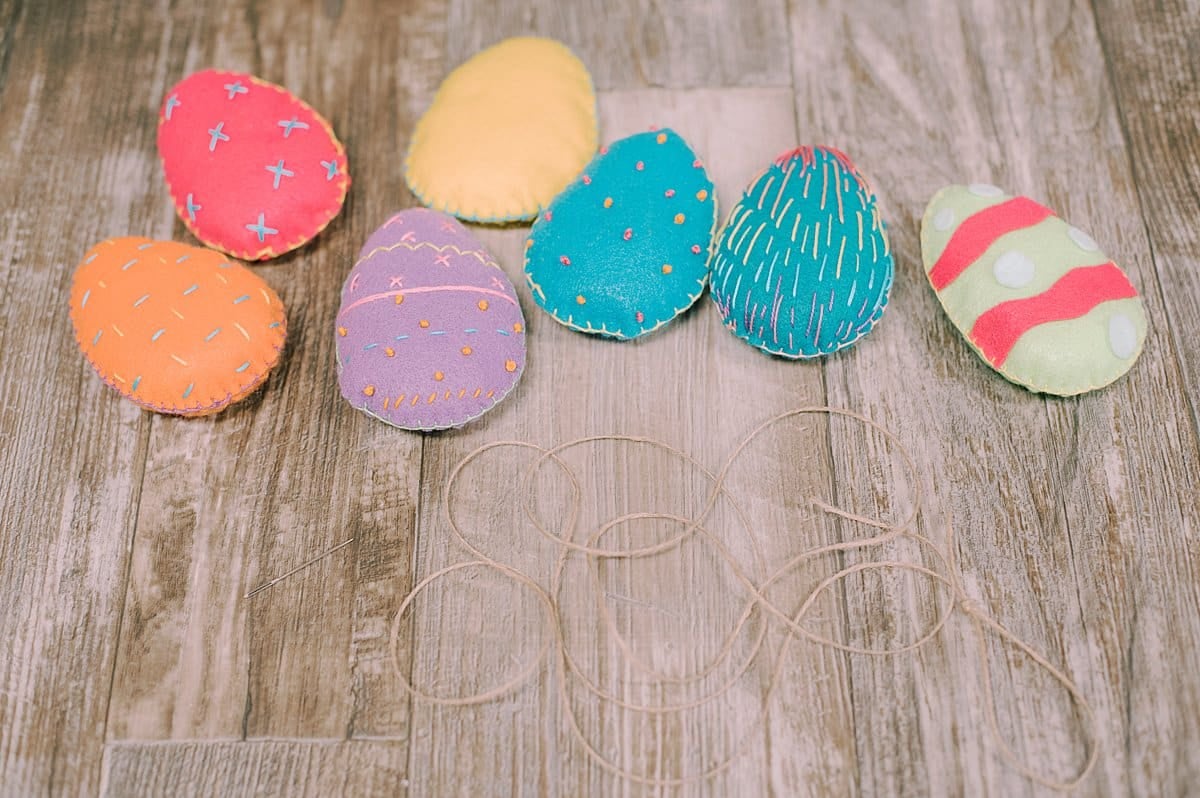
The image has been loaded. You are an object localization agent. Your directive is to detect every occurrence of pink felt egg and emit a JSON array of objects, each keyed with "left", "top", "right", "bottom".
[{"left": 157, "top": 69, "right": 350, "bottom": 260}]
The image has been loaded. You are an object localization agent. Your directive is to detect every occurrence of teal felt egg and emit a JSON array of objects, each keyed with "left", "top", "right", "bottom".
[
  {"left": 710, "top": 146, "right": 893, "bottom": 358},
  {"left": 524, "top": 128, "right": 717, "bottom": 339}
]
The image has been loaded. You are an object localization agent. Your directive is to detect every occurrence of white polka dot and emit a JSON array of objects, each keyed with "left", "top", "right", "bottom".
[
  {"left": 992, "top": 250, "right": 1036, "bottom": 288},
  {"left": 1108, "top": 314, "right": 1138, "bottom": 359},
  {"left": 968, "top": 183, "right": 1005, "bottom": 197},
  {"left": 933, "top": 208, "right": 955, "bottom": 231},
  {"left": 1067, "top": 226, "right": 1099, "bottom": 252}
]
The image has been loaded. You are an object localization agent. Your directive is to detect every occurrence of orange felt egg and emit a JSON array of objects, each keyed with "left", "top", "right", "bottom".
[{"left": 69, "top": 237, "right": 287, "bottom": 416}]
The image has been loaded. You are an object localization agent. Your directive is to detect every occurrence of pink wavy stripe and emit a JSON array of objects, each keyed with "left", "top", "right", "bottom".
[
  {"left": 929, "top": 197, "right": 1053, "bottom": 291},
  {"left": 969, "top": 262, "right": 1136, "bottom": 366}
]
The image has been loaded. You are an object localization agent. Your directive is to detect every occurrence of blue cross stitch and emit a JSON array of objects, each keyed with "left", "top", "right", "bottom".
[
  {"left": 223, "top": 81, "right": 248, "bottom": 99},
  {"left": 320, "top": 159, "right": 338, "bottom": 181},
  {"left": 277, "top": 117, "right": 309, "bottom": 138},
  {"left": 265, "top": 159, "right": 295, "bottom": 190},
  {"left": 207, "top": 122, "right": 229, "bottom": 152},
  {"left": 186, "top": 193, "right": 201, "bottom": 221},
  {"left": 245, "top": 213, "right": 279, "bottom": 243},
  {"left": 164, "top": 94, "right": 181, "bottom": 120}
]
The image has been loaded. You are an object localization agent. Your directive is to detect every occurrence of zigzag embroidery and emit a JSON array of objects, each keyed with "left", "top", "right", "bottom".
[{"left": 356, "top": 241, "right": 500, "bottom": 269}]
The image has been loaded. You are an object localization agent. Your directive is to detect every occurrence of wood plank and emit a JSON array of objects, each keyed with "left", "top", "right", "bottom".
[
  {"left": 101, "top": 740, "right": 408, "bottom": 796},
  {"left": 388, "top": 86, "right": 873, "bottom": 796},
  {"left": 346, "top": 0, "right": 451, "bottom": 741},
  {"left": 445, "top": 0, "right": 792, "bottom": 90},
  {"left": 104, "top": 0, "right": 446, "bottom": 743},
  {"left": 788, "top": 0, "right": 1200, "bottom": 795},
  {"left": 1090, "top": 2, "right": 1200, "bottom": 793},
  {"left": 0, "top": 0, "right": 168, "bottom": 793},
  {"left": 1090, "top": 0, "right": 1200, "bottom": 449}
]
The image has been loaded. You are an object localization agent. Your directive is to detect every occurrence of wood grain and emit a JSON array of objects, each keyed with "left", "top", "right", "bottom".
[
  {"left": 101, "top": 740, "right": 408, "bottom": 796},
  {"left": 0, "top": 0, "right": 1198, "bottom": 796},
  {"left": 0, "top": 1, "right": 163, "bottom": 794},
  {"left": 1091, "top": 1, "right": 1200, "bottom": 792},
  {"left": 445, "top": 0, "right": 793, "bottom": 90}
]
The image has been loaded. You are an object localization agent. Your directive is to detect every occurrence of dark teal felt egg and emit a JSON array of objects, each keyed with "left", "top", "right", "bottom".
[
  {"left": 710, "top": 146, "right": 893, "bottom": 358},
  {"left": 523, "top": 128, "right": 717, "bottom": 339}
]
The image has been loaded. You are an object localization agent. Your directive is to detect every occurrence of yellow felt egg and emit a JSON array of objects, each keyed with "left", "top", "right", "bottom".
[{"left": 404, "top": 37, "right": 598, "bottom": 223}]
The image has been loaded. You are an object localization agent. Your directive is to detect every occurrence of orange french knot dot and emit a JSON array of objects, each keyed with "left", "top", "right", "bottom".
[
  {"left": 513, "top": 322, "right": 523, "bottom": 333},
  {"left": 674, "top": 213, "right": 685, "bottom": 224},
  {"left": 419, "top": 319, "right": 430, "bottom": 328},
  {"left": 656, "top": 132, "right": 667, "bottom": 144},
  {"left": 505, "top": 359, "right": 517, "bottom": 372},
  {"left": 434, "top": 371, "right": 444, "bottom": 381},
  {"left": 662, "top": 264, "right": 673, "bottom": 274},
  {"left": 394, "top": 294, "right": 405, "bottom": 305},
  {"left": 363, "top": 385, "right": 375, "bottom": 397},
  {"left": 603, "top": 197, "right": 613, "bottom": 209},
  {"left": 477, "top": 299, "right": 489, "bottom": 311},
  {"left": 461, "top": 346, "right": 472, "bottom": 355},
  {"left": 525, "top": 239, "right": 534, "bottom": 249},
  {"left": 696, "top": 189, "right": 708, "bottom": 201},
  {"left": 337, "top": 326, "right": 347, "bottom": 336},
  {"left": 576, "top": 295, "right": 586, "bottom": 305},
  {"left": 385, "top": 347, "right": 395, "bottom": 357}
]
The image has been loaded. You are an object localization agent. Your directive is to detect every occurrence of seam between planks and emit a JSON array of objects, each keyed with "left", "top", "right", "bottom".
[
  {"left": 1086, "top": 0, "right": 1200, "bottom": 452},
  {"left": 96, "top": 414, "right": 155, "bottom": 785}
]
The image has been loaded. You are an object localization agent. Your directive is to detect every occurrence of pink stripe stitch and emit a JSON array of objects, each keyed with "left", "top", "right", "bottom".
[{"left": 338, "top": 285, "right": 517, "bottom": 317}]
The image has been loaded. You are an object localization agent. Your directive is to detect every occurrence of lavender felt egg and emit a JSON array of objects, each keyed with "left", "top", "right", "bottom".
[{"left": 336, "top": 209, "right": 526, "bottom": 430}]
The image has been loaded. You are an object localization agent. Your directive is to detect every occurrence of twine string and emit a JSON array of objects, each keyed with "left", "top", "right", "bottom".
[{"left": 390, "top": 407, "right": 1097, "bottom": 790}]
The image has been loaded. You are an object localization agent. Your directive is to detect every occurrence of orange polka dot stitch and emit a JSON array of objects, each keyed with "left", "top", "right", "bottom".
[
  {"left": 434, "top": 371, "right": 444, "bottom": 381},
  {"left": 696, "top": 189, "right": 708, "bottom": 201},
  {"left": 674, "top": 213, "right": 685, "bottom": 224},
  {"left": 394, "top": 294, "right": 405, "bottom": 305},
  {"left": 662, "top": 264, "right": 673, "bottom": 274},
  {"left": 656, "top": 133, "right": 667, "bottom": 144},
  {"left": 363, "top": 385, "right": 375, "bottom": 397},
  {"left": 478, "top": 299, "right": 489, "bottom": 311},
  {"left": 461, "top": 346, "right": 472, "bottom": 355},
  {"left": 419, "top": 319, "right": 430, "bottom": 328},
  {"left": 505, "top": 359, "right": 517, "bottom": 372},
  {"left": 576, "top": 295, "right": 586, "bottom": 305}
]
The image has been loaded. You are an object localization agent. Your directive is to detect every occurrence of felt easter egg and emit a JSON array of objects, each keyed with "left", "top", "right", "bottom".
[
  {"left": 69, "top": 237, "right": 287, "bottom": 416},
  {"left": 710, "top": 146, "right": 893, "bottom": 358},
  {"left": 336, "top": 209, "right": 526, "bottom": 431},
  {"left": 523, "top": 128, "right": 716, "bottom": 339},
  {"left": 920, "top": 184, "right": 1146, "bottom": 396},
  {"left": 405, "top": 37, "right": 598, "bottom": 223},
  {"left": 157, "top": 69, "right": 350, "bottom": 260}
]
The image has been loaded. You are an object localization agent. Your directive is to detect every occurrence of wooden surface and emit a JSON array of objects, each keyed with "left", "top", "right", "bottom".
[{"left": 1, "top": 0, "right": 1198, "bottom": 795}]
